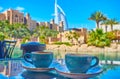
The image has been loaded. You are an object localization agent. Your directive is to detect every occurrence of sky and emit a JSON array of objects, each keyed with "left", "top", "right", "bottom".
[{"left": 0, "top": 0, "right": 120, "bottom": 30}]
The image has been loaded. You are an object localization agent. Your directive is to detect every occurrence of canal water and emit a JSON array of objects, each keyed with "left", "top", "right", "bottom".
[{"left": 50, "top": 50, "right": 120, "bottom": 79}]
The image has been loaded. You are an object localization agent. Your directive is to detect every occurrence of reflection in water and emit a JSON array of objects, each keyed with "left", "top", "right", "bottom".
[
  {"left": 52, "top": 50, "right": 120, "bottom": 66},
  {"left": 100, "top": 65, "right": 120, "bottom": 79},
  {"left": 52, "top": 50, "right": 120, "bottom": 79},
  {"left": 52, "top": 50, "right": 120, "bottom": 63}
]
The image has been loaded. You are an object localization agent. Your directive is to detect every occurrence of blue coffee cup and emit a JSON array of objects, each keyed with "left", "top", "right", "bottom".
[
  {"left": 65, "top": 53, "right": 99, "bottom": 73},
  {"left": 24, "top": 51, "right": 53, "bottom": 68}
]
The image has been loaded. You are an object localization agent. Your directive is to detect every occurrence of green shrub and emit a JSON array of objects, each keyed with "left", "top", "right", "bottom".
[
  {"left": 87, "top": 29, "right": 111, "bottom": 47},
  {"left": 53, "top": 42, "right": 72, "bottom": 46},
  {"left": 0, "top": 32, "right": 6, "bottom": 41},
  {"left": 53, "top": 42, "right": 63, "bottom": 45}
]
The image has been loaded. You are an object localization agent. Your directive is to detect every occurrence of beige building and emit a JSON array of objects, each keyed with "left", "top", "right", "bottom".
[
  {"left": 59, "top": 21, "right": 64, "bottom": 32},
  {"left": 0, "top": 13, "right": 6, "bottom": 20},
  {"left": 3, "top": 9, "right": 24, "bottom": 24},
  {"left": 38, "top": 19, "right": 64, "bottom": 32},
  {"left": 25, "top": 13, "right": 37, "bottom": 31},
  {"left": 57, "top": 28, "right": 87, "bottom": 45},
  {"left": 0, "top": 9, "right": 64, "bottom": 32},
  {"left": 100, "top": 24, "right": 120, "bottom": 32},
  {"left": 0, "top": 9, "right": 37, "bottom": 30}
]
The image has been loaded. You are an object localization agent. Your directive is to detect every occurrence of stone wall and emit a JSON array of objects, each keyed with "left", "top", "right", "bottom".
[{"left": 46, "top": 43, "right": 120, "bottom": 52}]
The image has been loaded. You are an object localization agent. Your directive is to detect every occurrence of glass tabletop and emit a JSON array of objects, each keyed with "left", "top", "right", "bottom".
[
  {"left": 0, "top": 58, "right": 120, "bottom": 79},
  {"left": 0, "top": 58, "right": 67, "bottom": 79}
]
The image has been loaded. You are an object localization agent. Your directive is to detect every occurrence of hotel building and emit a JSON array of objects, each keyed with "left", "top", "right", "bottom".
[
  {"left": 24, "top": 13, "right": 37, "bottom": 31},
  {"left": 38, "top": 19, "right": 64, "bottom": 32},
  {"left": 100, "top": 24, "right": 120, "bottom": 32},
  {"left": 0, "top": 9, "right": 64, "bottom": 32},
  {"left": 99, "top": 24, "right": 120, "bottom": 41},
  {"left": 0, "top": 9, "right": 36, "bottom": 31},
  {"left": 3, "top": 9, "right": 24, "bottom": 24}
]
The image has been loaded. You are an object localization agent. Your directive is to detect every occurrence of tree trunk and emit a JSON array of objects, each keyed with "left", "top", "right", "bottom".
[
  {"left": 105, "top": 26, "right": 107, "bottom": 32},
  {"left": 96, "top": 21, "right": 99, "bottom": 28},
  {"left": 111, "top": 25, "right": 113, "bottom": 31}
]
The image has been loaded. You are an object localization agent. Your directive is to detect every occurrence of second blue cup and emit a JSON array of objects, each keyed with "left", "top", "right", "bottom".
[{"left": 65, "top": 53, "right": 99, "bottom": 73}]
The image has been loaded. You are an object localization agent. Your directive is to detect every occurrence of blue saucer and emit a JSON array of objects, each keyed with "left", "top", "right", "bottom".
[
  {"left": 22, "top": 60, "right": 58, "bottom": 72},
  {"left": 55, "top": 62, "right": 103, "bottom": 79}
]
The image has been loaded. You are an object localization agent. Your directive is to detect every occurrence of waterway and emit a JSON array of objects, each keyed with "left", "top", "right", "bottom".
[{"left": 49, "top": 50, "right": 120, "bottom": 79}]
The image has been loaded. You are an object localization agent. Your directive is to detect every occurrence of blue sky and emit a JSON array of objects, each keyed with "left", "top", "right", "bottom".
[{"left": 0, "top": 0, "right": 120, "bottom": 30}]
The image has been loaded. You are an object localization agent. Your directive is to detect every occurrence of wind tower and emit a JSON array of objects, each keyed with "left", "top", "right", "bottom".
[{"left": 54, "top": 0, "right": 68, "bottom": 30}]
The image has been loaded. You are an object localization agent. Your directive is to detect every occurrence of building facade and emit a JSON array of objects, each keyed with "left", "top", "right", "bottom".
[
  {"left": 3, "top": 9, "right": 24, "bottom": 24},
  {"left": 0, "top": 9, "right": 63, "bottom": 32},
  {"left": 0, "top": 9, "right": 37, "bottom": 31},
  {"left": 25, "top": 13, "right": 37, "bottom": 31},
  {"left": 100, "top": 24, "right": 120, "bottom": 32},
  {"left": 0, "top": 13, "right": 6, "bottom": 20},
  {"left": 38, "top": 19, "right": 64, "bottom": 32},
  {"left": 57, "top": 28, "right": 87, "bottom": 45},
  {"left": 54, "top": 0, "right": 68, "bottom": 30}
]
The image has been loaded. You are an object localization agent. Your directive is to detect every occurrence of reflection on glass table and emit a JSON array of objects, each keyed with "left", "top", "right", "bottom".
[
  {"left": 0, "top": 59, "right": 120, "bottom": 79},
  {"left": 0, "top": 59, "right": 67, "bottom": 79},
  {"left": 0, "top": 59, "right": 22, "bottom": 78}
]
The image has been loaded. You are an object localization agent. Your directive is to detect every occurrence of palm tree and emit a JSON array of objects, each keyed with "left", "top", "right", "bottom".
[
  {"left": 89, "top": 11, "right": 107, "bottom": 28},
  {"left": 8, "top": 23, "right": 30, "bottom": 40},
  {"left": 87, "top": 28, "right": 111, "bottom": 47},
  {"left": 0, "top": 20, "right": 10, "bottom": 40},
  {"left": 33, "top": 26, "right": 58, "bottom": 43},
  {"left": 106, "top": 18, "right": 119, "bottom": 31}
]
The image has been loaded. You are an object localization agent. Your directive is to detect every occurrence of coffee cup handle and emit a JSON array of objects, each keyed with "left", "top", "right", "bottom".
[
  {"left": 24, "top": 53, "right": 33, "bottom": 64},
  {"left": 90, "top": 56, "right": 99, "bottom": 68}
]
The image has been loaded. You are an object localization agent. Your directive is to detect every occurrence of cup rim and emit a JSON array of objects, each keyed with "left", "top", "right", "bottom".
[
  {"left": 31, "top": 51, "right": 53, "bottom": 54},
  {"left": 66, "top": 53, "right": 94, "bottom": 57}
]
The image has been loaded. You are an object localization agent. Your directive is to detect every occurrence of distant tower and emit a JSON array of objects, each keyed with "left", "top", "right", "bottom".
[
  {"left": 54, "top": 0, "right": 68, "bottom": 30},
  {"left": 54, "top": 0, "right": 59, "bottom": 24}
]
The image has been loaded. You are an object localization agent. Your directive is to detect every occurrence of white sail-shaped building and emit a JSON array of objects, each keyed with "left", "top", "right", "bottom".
[{"left": 54, "top": 0, "right": 68, "bottom": 30}]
